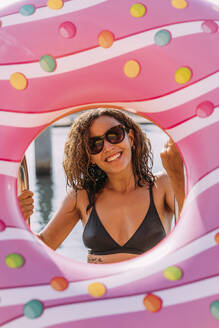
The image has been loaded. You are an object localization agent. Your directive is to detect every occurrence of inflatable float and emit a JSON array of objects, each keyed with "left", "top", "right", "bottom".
[{"left": 0, "top": 0, "right": 219, "bottom": 326}]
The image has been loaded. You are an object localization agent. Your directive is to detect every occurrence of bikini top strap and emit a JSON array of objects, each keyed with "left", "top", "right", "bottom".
[{"left": 149, "top": 182, "right": 155, "bottom": 206}]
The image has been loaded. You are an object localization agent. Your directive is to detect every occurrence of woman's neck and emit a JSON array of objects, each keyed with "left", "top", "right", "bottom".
[{"left": 105, "top": 169, "right": 136, "bottom": 193}]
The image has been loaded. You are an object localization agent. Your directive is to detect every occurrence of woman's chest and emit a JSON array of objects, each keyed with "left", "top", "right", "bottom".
[{"left": 81, "top": 187, "right": 167, "bottom": 245}]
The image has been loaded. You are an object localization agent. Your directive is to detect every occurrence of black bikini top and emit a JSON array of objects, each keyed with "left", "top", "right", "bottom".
[{"left": 82, "top": 184, "right": 166, "bottom": 255}]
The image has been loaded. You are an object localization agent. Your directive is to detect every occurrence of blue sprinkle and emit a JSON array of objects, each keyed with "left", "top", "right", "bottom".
[
  {"left": 210, "top": 300, "right": 219, "bottom": 320},
  {"left": 19, "top": 5, "right": 35, "bottom": 16},
  {"left": 23, "top": 299, "right": 43, "bottom": 319},
  {"left": 154, "top": 30, "right": 171, "bottom": 47}
]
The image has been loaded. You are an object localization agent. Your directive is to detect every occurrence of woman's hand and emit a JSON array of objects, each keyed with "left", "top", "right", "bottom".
[
  {"left": 160, "top": 138, "right": 185, "bottom": 215},
  {"left": 160, "top": 138, "right": 184, "bottom": 178},
  {"left": 17, "top": 190, "right": 34, "bottom": 222}
]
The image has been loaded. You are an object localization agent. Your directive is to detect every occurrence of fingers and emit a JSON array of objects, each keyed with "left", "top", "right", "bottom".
[
  {"left": 17, "top": 190, "right": 34, "bottom": 221},
  {"left": 18, "top": 190, "right": 33, "bottom": 199}
]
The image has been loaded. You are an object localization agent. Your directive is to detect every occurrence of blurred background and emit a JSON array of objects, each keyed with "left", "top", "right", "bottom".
[{"left": 23, "top": 110, "right": 169, "bottom": 263}]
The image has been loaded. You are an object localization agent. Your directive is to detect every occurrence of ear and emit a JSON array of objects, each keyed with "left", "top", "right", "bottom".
[
  {"left": 127, "top": 129, "right": 134, "bottom": 147},
  {"left": 90, "top": 156, "right": 96, "bottom": 165}
]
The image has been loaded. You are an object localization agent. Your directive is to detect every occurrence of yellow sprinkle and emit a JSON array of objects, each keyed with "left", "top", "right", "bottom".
[
  {"left": 88, "top": 282, "right": 106, "bottom": 298},
  {"left": 10, "top": 72, "right": 28, "bottom": 90},
  {"left": 124, "top": 60, "right": 140, "bottom": 78},
  {"left": 171, "top": 0, "right": 188, "bottom": 9},
  {"left": 175, "top": 67, "right": 192, "bottom": 84},
  {"left": 130, "top": 3, "right": 146, "bottom": 18},
  {"left": 47, "top": 0, "right": 63, "bottom": 10}
]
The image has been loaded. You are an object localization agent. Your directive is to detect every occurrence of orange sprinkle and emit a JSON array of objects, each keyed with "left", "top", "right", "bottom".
[
  {"left": 215, "top": 232, "right": 219, "bottom": 244},
  {"left": 98, "top": 30, "right": 114, "bottom": 48},
  {"left": 50, "top": 276, "right": 69, "bottom": 291},
  {"left": 143, "top": 294, "right": 162, "bottom": 312}
]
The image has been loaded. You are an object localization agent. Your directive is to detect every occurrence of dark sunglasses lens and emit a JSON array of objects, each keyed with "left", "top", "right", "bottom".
[
  {"left": 89, "top": 138, "right": 104, "bottom": 154},
  {"left": 89, "top": 125, "right": 125, "bottom": 154},
  {"left": 107, "top": 126, "right": 125, "bottom": 144}
]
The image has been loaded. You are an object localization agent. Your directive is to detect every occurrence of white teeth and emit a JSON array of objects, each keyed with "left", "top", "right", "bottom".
[{"left": 106, "top": 152, "right": 121, "bottom": 162}]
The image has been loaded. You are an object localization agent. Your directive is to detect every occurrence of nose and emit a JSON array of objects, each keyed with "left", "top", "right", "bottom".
[{"left": 103, "top": 139, "right": 114, "bottom": 152}]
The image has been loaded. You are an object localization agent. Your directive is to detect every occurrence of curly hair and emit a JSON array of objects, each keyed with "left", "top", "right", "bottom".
[{"left": 63, "top": 108, "right": 155, "bottom": 212}]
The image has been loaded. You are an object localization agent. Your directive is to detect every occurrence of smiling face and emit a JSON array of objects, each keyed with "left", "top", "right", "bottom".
[{"left": 89, "top": 115, "right": 134, "bottom": 176}]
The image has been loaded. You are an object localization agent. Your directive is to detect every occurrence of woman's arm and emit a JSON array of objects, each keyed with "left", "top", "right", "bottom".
[
  {"left": 38, "top": 190, "right": 81, "bottom": 250},
  {"left": 160, "top": 138, "right": 185, "bottom": 216},
  {"left": 18, "top": 189, "right": 81, "bottom": 250}
]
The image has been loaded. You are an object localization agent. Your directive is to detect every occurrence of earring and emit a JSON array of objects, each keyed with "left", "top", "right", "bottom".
[{"left": 88, "top": 164, "right": 106, "bottom": 182}]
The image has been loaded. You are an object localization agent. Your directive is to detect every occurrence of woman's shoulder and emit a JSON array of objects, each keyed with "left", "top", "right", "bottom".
[
  {"left": 64, "top": 188, "right": 89, "bottom": 212},
  {"left": 153, "top": 171, "right": 171, "bottom": 191}
]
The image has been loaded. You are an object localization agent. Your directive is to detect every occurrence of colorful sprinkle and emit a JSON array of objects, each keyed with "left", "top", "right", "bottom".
[
  {"left": 40, "top": 55, "right": 56, "bottom": 72},
  {"left": 154, "top": 30, "right": 172, "bottom": 46},
  {"left": 47, "top": 0, "right": 63, "bottom": 10},
  {"left": 23, "top": 300, "right": 44, "bottom": 319},
  {"left": 59, "top": 21, "right": 77, "bottom": 39},
  {"left": 98, "top": 30, "right": 115, "bottom": 48},
  {"left": 171, "top": 0, "right": 188, "bottom": 9},
  {"left": 143, "top": 294, "right": 162, "bottom": 312},
  {"left": 88, "top": 282, "right": 106, "bottom": 298},
  {"left": 163, "top": 266, "right": 183, "bottom": 280},
  {"left": 175, "top": 67, "right": 192, "bottom": 84},
  {"left": 124, "top": 60, "right": 141, "bottom": 78},
  {"left": 215, "top": 232, "right": 219, "bottom": 244},
  {"left": 5, "top": 253, "right": 24, "bottom": 268},
  {"left": 196, "top": 101, "right": 214, "bottom": 118},
  {"left": 0, "top": 220, "right": 6, "bottom": 232},
  {"left": 50, "top": 277, "right": 69, "bottom": 291},
  {"left": 10, "top": 72, "right": 28, "bottom": 90},
  {"left": 19, "top": 4, "right": 35, "bottom": 16},
  {"left": 201, "top": 20, "right": 218, "bottom": 33},
  {"left": 210, "top": 300, "right": 219, "bottom": 320},
  {"left": 130, "top": 3, "right": 146, "bottom": 18}
]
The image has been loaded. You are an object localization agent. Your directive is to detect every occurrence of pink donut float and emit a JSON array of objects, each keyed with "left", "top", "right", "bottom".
[{"left": 0, "top": 0, "right": 219, "bottom": 326}]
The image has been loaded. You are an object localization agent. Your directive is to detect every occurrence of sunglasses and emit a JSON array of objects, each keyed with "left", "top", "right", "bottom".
[{"left": 88, "top": 124, "right": 127, "bottom": 155}]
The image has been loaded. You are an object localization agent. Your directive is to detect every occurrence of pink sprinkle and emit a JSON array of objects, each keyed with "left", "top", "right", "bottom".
[
  {"left": 201, "top": 20, "right": 218, "bottom": 33},
  {"left": 196, "top": 101, "right": 214, "bottom": 118},
  {"left": 0, "top": 220, "right": 6, "bottom": 232},
  {"left": 59, "top": 21, "right": 77, "bottom": 39}
]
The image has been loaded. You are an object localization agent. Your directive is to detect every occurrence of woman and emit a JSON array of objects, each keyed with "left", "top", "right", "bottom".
[{"left": 18, "top": 108, "right": 185, "bottom": 264}]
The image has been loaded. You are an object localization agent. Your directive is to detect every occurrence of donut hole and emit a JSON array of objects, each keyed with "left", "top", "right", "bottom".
[{"left": 18, "top": 108, "right": 185, "bottom": 263}]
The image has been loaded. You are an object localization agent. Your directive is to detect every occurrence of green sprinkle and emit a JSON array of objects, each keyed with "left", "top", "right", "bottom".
[
  {"left": 163, "top": 266, "right": 183, "bottom": 281},
  {"left": 40, "top": 55, "right": 56, "bottom": 72},
  {"left": 5, "top": 253, "right": 24, "bottom": 268}
]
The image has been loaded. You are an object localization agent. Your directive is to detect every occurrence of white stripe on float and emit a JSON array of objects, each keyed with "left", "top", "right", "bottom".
[
  {"left": 0, "top": 20, "right": 208, "bottom": 79},
  {"left": 0, "top": 72, "right": 218, "bottom": 129},
  {"left": 3, "top": 275, "right": 219, "bottom": 328},
  {"left": 0, "top": 227, "right": 37, "bottom": 242},
  {"left": 0, "top": 106, "right": 74, "bottom": 127},
  {"left": 166, "top": 106, "right": 219, "bottom": 142},
  {"left": 1, "top": 73, "right": 219, "bottom": 128},
  {"left": 1, "top": 0, "right": 107, "bottom": 27},
  {"left": 0, "top": 160, "right": 20, "bottom": 177},
  {"left": 1, "top": 227, "right": 218, "bottom": 307},
  {"left": 113, "top": 72, "right": 219, "bottom": 113},
  {"left": 185, "top": 168, "right": 219, "bottom": 206}
]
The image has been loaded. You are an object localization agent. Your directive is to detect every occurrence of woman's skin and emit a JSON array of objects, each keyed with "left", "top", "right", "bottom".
[{"left": 18, "top": 116, "right": 185, "bottom": 264}]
